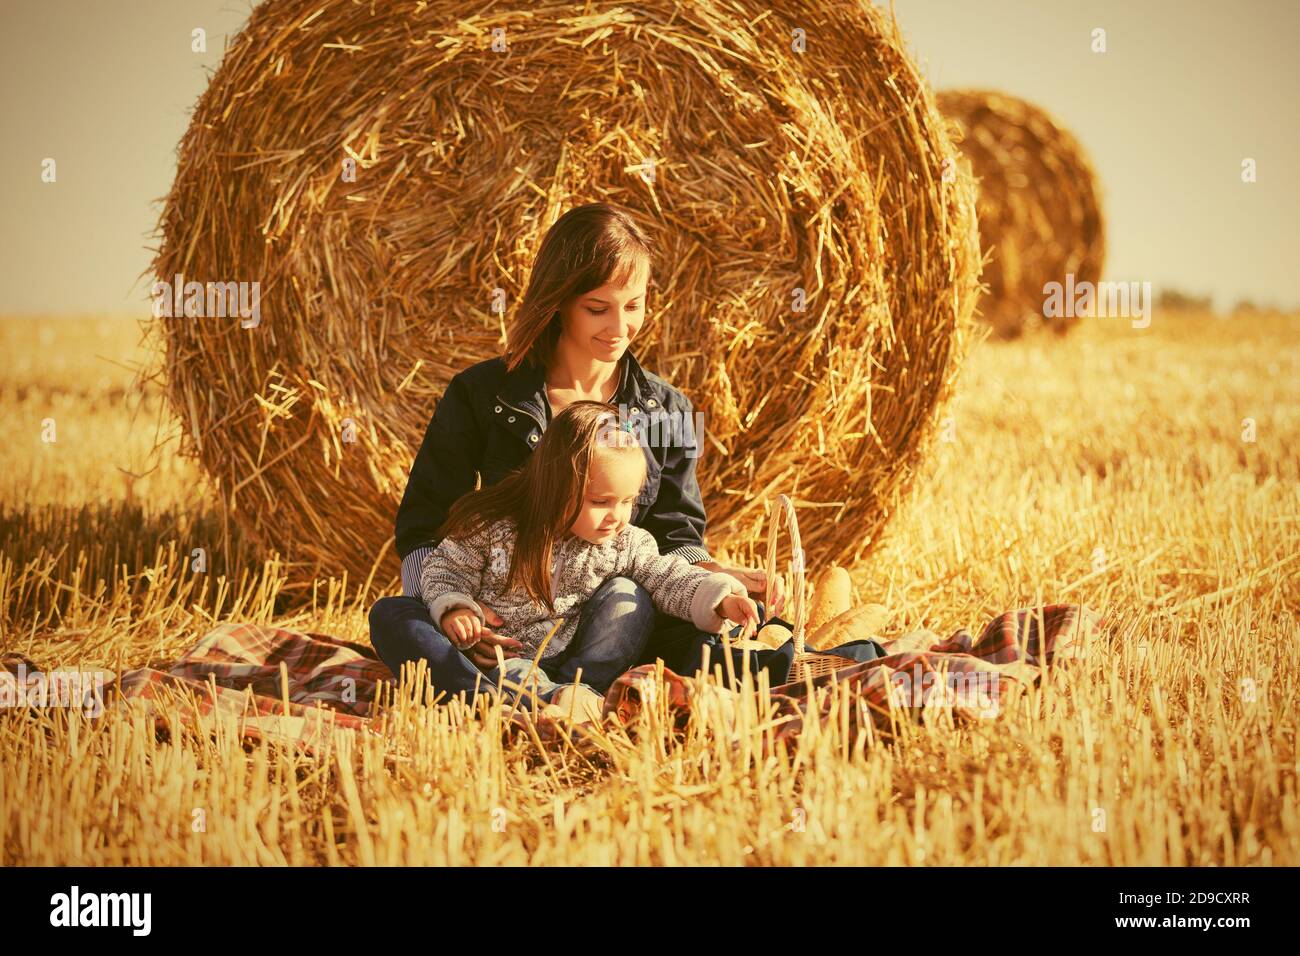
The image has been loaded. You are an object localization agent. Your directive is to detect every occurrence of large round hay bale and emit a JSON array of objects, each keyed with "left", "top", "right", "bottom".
[
  {"left": 149, "top": 0, "right": 980, "bottom": 596},
  {"left": 937, "top": 89, "right": 1105, "bottom": 338}
]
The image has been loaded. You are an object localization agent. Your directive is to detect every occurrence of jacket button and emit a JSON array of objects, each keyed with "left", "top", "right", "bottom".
[
  {"left": 507, "top": 415, "right": 516, "bottom": 423},
  {"left": 494, "top": 405, "right": 502, "bottom": 413},
  {"left": 529, "top": 434, "right": 538, "bottom": 443}
]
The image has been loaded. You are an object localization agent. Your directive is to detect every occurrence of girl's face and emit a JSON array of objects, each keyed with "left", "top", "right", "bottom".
[
  {"left": 559, "top": 270, "right": 647, "bottom": 363},
  {"left": 569, "top": 449, "right": 646, "bottom": 544}
]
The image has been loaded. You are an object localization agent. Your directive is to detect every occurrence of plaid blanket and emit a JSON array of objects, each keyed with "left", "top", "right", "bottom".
[
  {"left": 1, "top": 604, "right": 1101, "bottom": 755},
  {"left": 605, "top": 603, "right": 1104, "bottom": 745},
  {"left": 2, "top": 624, "right": 387, "bottom": 757}
]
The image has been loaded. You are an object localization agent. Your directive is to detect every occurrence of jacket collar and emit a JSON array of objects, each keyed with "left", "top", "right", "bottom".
[{"left": 497, "top": 347, "right": 656, "bottom": 426}]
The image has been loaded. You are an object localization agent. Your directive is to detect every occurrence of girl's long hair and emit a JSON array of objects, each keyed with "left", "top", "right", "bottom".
[
  {"left": 504, "top": 202, "right": 654, "bottom": 374},
  {"left": 436, "top": 401, "right": 645, "bottom": 613}
]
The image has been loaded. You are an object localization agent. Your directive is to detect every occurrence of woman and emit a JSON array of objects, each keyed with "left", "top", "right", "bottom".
[{"left": 369, "top": 202, "right": 785, "bottom": 697}]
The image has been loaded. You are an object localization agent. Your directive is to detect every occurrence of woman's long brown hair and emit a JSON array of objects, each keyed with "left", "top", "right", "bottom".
[
  {"left": 504, "top": 202, "right": 655, "bottom": 374},
  {"left": 436, "top": 401, "right": 645, "bottom": 613}
]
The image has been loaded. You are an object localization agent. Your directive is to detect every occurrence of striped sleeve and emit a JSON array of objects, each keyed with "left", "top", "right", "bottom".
[
  {"left": 400, "top": 545, "right": 434, "bottom": 599},
  {"left": 665, "top": 543, "right": 713, "bottom": 566}
]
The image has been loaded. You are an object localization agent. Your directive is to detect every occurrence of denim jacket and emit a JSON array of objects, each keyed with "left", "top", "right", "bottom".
[{"left": 394, "top": 348, "right": 712, "bottom": 596}]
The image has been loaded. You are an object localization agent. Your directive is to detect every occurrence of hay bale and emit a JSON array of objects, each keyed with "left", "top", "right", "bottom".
[
  {"left": 149, "top": 0, "right": 980, "bottom": 595},
  {"left": 937, "top": 89, "right": 1106, "bottom": 338}
]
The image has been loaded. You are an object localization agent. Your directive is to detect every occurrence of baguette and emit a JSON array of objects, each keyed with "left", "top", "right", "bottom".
[
  {"left": 805, "top": 602, "right": 890, "bottom": 650},
  {"left": 806, "top": 565, "right": 852, "bottom": 634}
]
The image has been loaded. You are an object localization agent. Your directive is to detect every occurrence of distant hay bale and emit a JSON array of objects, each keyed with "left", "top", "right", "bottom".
[
  {"left": 149, "top": 0, "right": 980, "bottom": 595},
  {"left": 937, "top": 89, "right": 1105, "bottom": 338}
]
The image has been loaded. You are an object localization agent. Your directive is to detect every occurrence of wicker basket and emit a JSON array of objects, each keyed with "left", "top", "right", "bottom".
[{"left": 757, "top": 494, "right": 863, "bottom": 683}]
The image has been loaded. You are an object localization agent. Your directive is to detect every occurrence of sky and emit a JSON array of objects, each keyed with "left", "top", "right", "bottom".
[{"left": 1, "top": 0, "right": 1296, "bottom": 317}]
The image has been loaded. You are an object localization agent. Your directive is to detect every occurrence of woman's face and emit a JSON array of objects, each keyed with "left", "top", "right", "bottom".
[{"left": 559, "top": 271, "right": 647, "bottom": 363}]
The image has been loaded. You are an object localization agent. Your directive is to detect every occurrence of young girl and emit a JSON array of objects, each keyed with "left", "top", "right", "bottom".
[{"left": 378, "top": 400, "right": 761, "bottom": 710}]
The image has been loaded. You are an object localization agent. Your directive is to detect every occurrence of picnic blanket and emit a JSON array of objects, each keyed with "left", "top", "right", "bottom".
[
  {"left": 1, "top": 625, "right": 387, "bottom": 757},
  {"left": 1, "top": 603, "right": 1102, "bottom": 756},
  {"left": 607, "top": 603, "right": 1103, "bottom": 745}
]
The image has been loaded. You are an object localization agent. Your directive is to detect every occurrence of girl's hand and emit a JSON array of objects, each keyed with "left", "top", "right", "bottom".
[
  {"left": 479, "top": 604, "right": 506, "bottom": 628},
  {"left": 443, "top": 603, "right": 522, "bottom": 669},
  {"left": 702, "top": 564, "right": 786, "bottom": 620},
  {"left": 440, "top": 607, "right": 484, "bottom": 649},
  {"left": 466, "top": 605, "right": 513, "bottom": 669},
  {"left": 716, "top": 593, "right": 761, "bottom": 640}
]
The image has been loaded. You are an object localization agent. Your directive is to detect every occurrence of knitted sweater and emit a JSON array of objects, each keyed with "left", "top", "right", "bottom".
[{"left": 420, "top": 518, "right": 747, "bottom": 659}]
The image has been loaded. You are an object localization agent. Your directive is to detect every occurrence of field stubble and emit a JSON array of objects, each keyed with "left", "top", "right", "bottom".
[{"left": 0, "top": 311, "right": 1295, "bottom": 864}]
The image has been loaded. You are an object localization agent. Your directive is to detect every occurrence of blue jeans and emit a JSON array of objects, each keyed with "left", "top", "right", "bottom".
[
  {"left": 639, "top": 600, "right": 888, "bottom": 686},
  {"left": 368, "top": 576, "right": 657, "bottom": 704}
]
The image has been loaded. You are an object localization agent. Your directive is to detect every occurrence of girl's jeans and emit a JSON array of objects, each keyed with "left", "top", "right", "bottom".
[{"left": 368, "top": 576, "right": 657, "bottom": 705}]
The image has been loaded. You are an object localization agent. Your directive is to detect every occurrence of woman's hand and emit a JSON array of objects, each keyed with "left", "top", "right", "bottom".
[
  {"left": 715, "top": 593, "right": 761, "bottom": 639},
  {"left": 464, "top": 631, "right": 525, "bottom": 671},
  {"left": 698, "top": 562, "right": 786, "bottom": 619}
]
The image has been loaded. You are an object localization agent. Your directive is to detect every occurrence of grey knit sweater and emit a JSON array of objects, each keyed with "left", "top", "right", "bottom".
[{"left": 420, "top": 518, "right": 746, "bottom": 659}]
